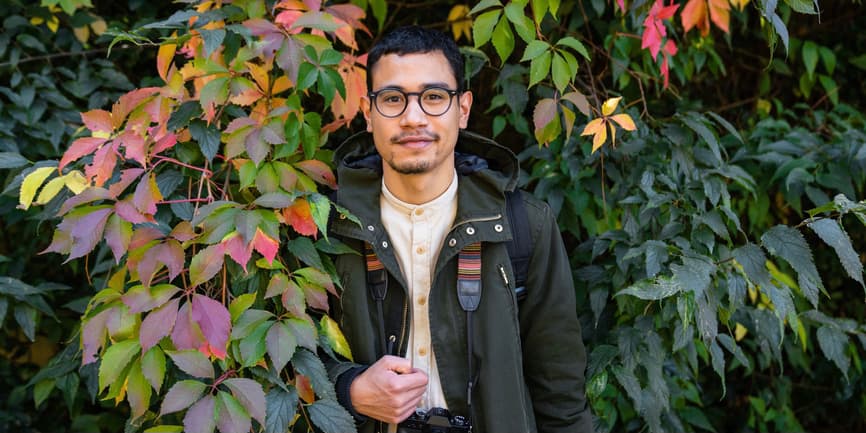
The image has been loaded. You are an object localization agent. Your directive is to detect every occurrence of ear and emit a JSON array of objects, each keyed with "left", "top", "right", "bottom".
[
  {"left": 361, "top": 96, "right": 373, "bottom": 132},
  {"left": 457, "top": 91, "right": 473, "bottom": 129}
]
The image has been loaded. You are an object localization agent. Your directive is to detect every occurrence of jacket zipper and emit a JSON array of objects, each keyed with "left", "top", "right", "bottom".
[
  {"left": 393, "top": 296, "right": 409, "bottom": 356},
  {"left": 450, "top": 214, "right": 501, "bottom": 232}
]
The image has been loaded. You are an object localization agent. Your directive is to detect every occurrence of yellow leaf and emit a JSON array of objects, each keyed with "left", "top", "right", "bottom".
[
  {"left": 747, "top": 284, "right": 757, "bottom": 304},
  {"left": 90, "top": 17, "right": 107, "bottom": 35},
  {"left": 246, "top": 61, "right": 270, "bottom": 93},
  {"left": 47, "top": 16, "right": 59, "bottom": 33},
  {"left": 601, "top": 97, "right": 622, "bottom": 116},
  {"left": 730, "top": 0, "right": 750, "bottom": 11},
  {"left": 73, "top": 26, "right": 90, "bottom": 44},
  {"left": 610, "top": 113, "right": 636, "bottom": 131},
  {"left": 734, "top": 322, "right": 747, "bottom": 341},
  {"left": 30, "top": 17, "right": 44, "bottom": 26},
  {"left": 19, "top": 167, "right": 56, "bottom": 210},
  {"left": 157, "top": 34, "right": 178, "bottom": 82},
  {"left": 448, "top": 5, "right": 472, "bottom": 42},
  {"left": 320, "top": 316, "right": 353, "bottom": 361},
  {"left": 608, "top": 122, "right": 617, "bottom": 148},
  {"left": 63, "top": 170, "right": 89, "bottom": 194},
  {"left": 592, "top": 120, "right": 608, "bottom": 153},
  {"left": 34, "top": 176, "right": 66, "bottom": 206}
]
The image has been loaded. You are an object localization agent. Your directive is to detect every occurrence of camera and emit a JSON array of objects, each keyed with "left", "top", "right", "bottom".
[{"left": 397, "top": 407, "right": 471, "bottom": 433}]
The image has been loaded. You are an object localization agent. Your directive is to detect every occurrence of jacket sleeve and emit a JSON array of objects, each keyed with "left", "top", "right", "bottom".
[{"left": 518, "top": 199, "right": 595, "bottom": 433}]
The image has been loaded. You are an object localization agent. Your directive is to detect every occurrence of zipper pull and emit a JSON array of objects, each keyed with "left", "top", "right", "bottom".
[
  {"left": 387, "top": 334, "right": 396, "bottom": 355},
  {"left": 498, "top": 264, "right": 510, "bottom": 288}
]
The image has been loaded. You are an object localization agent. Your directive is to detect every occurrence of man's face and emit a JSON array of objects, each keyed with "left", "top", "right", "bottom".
[{"left": 362, "top": 51, "right": 473, "bottom": 178}]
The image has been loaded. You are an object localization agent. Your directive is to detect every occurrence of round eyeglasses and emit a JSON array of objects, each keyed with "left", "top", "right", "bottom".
[{"left": 368, "top": 87, "right": 460, "bottom": 118}]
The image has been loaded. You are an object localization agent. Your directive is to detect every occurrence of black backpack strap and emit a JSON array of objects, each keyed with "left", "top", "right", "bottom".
[{"left": 505, "top": 190, "right": 532, "bottom": 302}]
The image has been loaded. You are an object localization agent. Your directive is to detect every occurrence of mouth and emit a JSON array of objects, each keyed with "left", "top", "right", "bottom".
[{"left": 394, "top": 135, "right": 435, "bottom": 149}]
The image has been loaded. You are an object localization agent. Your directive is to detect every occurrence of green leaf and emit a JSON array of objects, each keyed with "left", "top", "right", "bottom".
[
  {"left": 761, "top": 225, "right": 822, "bottom": 307},
  {"left": 266, "top": 321, "right": 297, "bottom": 372},
  {"left": 473, "top": 10, "right": 502, "bottom": 50},
  {"left": 307, "top": 399, "right": 357, "bottom": 433},
  {"left": 784, "top": 0, "right": 817, "bottom": 14},
  {"left": 189, "top": 244, "right": 226, "bottom": 287},
  {"left": 818, "top": 74, "right": 839, "bottom": 105},
  {"left": 160, "top": 380, "right": 208, "bottom": 416},
  {"left": 231, "top": 309, "right": 273, "bottom": 340},
  {"left": 850, "top": 54, "right": 866, "bottom": 71},
  {"left": 733, "top": 243, "right": 772, "bottom": 287},
  {"left": 199, "top": 76, "right": 230, "bottom": 111},
  {"left": 0, "top": 152, "right": 29, "bottom": 169},
  {"left": 802, "top": 41, "right": 819, "bottom": 80},
  {"left": 127, "top": 359, "right": 152, "bottom": 419},
  {"left": 551, "top": 53, "right": 570, "bottom": 93},
  {"left": 504, "top": 2, "right": 534, "bottom": 43},
  {"left": 709, "top": 339, "right": 726, "bottom": 396},
  {"left": 166, "top": 349, "right": 215, "bottom": 379},
  {"left": 189, "top": 120, "right": 221, "bottom": 163},
  {"left": 144, "top": 426, "right": 184, "bottom": 433},
  {"left": 229, "top": 293, "right": 256, "bottom": 323},
  {"left": 216, "top": 390, "right": 251, "bottom": 433},
  {"left": 528, "top": 50, "right": 551, "bottom": 89},
  {"left": 98, "top": 339, "right": 141, "bottom": 393},
  {"left": 142, "top": 346, "right": 167, "bottom": 393},
  {"left": 521, "top": 40, "right": 550, "bottom": 62},
  {"left": 680, "top": 406, "right": 717, "bottom": 432},
  {"left": 680, "top": 113, "right": 723, "bottom": 164},
  {"left": 239, "top": 320, "right": 271, "bottom": 367},
  {"left": 223, "top": 378, "right": 266, "bottom": 426},
  {"left": 816, "top": 325, "right": 850, "bottom": 379},
  {"left": 818, "top": 46, "right": 836, "bottom": 75},
  {"left": 265, "top": 388, "right": 298, "bottom": 433},
  {"left": 183, "top": 393, "right": 216, "bottom": 433},
  {"left": 717, "top": 334, "right": 751, "bottom": 370},
  {"left": 557, "top": 36, "right": 590, "bottom": 60},
  {"left": 309, "top": 193, "right": 331, "bottom": 241},
  {"left": 13, "top": 304, "right": 37, "bottom": 341},
  {"left": 292, "top": 349, "right": 335, "bottom": 399},
  {"left": 491, "top": 15, "right": 515, "bottom": 63},
  {"left": 199, "top": 28, "right": 226, "bottom": 58},
  {"left": 33, "top": 379, "right": 54, "bottom": 408},
  {"left": 286, "top": 236, "right": 323, "bottom": 271},
  {"left": 168, "top": 100, "right": 203, "bottom": 131},
  {"left": 671, "top": 255, "right": 716, "bottom": 298},
  {"left": 616, "top": 276, "right": 680, "bottom": 300},
  {"left": 808, "top": 218, "right": 864, "bottom": 289}
]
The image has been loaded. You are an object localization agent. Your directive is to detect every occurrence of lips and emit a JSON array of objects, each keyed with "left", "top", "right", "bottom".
[{"left": 394, "top": 134, "right": 436, "bottom": 149}]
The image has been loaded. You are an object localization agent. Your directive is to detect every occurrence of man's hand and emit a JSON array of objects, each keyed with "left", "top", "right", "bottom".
[{"left": 349, "top": 355, "right": 428, "bottom": 424}]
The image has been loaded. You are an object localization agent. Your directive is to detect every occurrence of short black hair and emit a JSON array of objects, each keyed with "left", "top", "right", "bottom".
[{"left": 366, "top": 25, "right": 465, "bottom": 93}]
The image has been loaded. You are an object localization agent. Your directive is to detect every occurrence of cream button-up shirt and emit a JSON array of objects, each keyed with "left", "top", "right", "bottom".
[{"left": 380, "top": 171, "right": 458, "bottom": 424}]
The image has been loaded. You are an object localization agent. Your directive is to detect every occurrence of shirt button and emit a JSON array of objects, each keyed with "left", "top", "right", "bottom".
[
  {"left": 494, "top": 224, "right": 503, "bottom": 232},
  {"left": 466, "top": 227, "right": 475, "bottom": 235},
  {"left": 417, "top": 296, "right": 427, "bottom": 306},
  {"left": 416, "top": 246, "right": 425, "bottom": 254},
  {"left": 418, "top": 347, "right": 427, "bottom": 357},
  {"left": 367, "top": 225, "right": 375, "bottom": 231},
  {"left": 415, "top": 208, "right": 424, "bottom": 216}
]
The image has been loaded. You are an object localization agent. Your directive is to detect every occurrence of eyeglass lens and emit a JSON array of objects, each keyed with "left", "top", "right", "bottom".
[{"left": 374, "top": 88, "right": 454, "bottom": 117}]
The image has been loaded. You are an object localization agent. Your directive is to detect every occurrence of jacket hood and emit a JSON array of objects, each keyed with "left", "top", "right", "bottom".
[{"left": 333, "top": 129, "right": 520, "bottom": 193}]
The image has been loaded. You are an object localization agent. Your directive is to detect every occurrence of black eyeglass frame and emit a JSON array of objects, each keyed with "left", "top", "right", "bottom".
[{"left": 367, "top": 86, "right": 461, "bottom": 118}]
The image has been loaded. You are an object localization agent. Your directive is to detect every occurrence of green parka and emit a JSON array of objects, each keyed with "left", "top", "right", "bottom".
[{"left": 327, "top": 130, "right": 593, "bottom": 433}]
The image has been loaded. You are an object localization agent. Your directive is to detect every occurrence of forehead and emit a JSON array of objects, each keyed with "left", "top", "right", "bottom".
[{"left": 369, "top": 51, "right": 457, "bottom": 90}]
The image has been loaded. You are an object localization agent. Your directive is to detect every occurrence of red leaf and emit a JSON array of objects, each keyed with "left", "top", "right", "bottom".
[
  {"left": 81, "top": 109, "right": 113, "bottom": 134},
  {"left": 130, "top": 226, "right": 165, "bottom": 250},
  {"left": 59, "top": 187, "right": 111, "bottom": 216},
  {"left": 281, "top": 280, "right": 306, "bottom": 317},
  {"left": 137, "top": 243, "right": 163, "bottom": 288},
  {"left": 85, "top": 141, "right": 118, "bottom": 187},
  {"left": 59, "top": 136, "right": 107, "bottom": 172},
  {"left": 68, "top": 207, "right": 113, "bottom": 261},
  {"left": 152, "top": 132, "right": 177, "bottom": 155},
  {"left": 108, "top": 168, "right": 145, "bottom": 198},
  {"left": 167, "top": 349, "right": 215, "bottom": 378},
  {"left": 171, "top": 301, "right": 206, "bottom": 352},
  {"left": 533, "top": 98, "right": 558, "bottom": 133},
  {"left": 252, "top": 228, "right": 279, "bottom": 265},
  {"left": 118, "top": 130, "right": 148, "bottom": 168},
  {"left": 265, "top": 273, "right": 289, "bottom": 299},
  {"left": 224, "top": 233, "right": 253, "bottom": 272},
  {"left": 105, "top": 213, "right": 132, "bottom": 263},
  {"left": 141, "top": 297, "right": 180, "bottom": 352},
  {"left": 122, "top": 283, "right": 181, "bottom": 313},
  {"left": 284, "top": 198, "right": 317, "bottom": 237},
  {"left": 188, "top": 243, "right": 227, "bottom": 287},
  {"left": 295, "top": 160, "right": 337, "bottom": 189},
  {"left": 300, "top": 280, "right": 328, "bottom": 312},
  {"left": 115, "top": 197, "right": 154, "bottom": 225},
  {"left": 641, "top": 0, "right": 679, "bottom": 60},
  {"left": 112, "top": 87, "right": 160, "bottom": 128},
  {"left": 295, "top": 267, "right": 336, "bottom": 296},
  {"left": 133, "top": 173, "right": 163, "bottom": 215},
  {"left": 81, "top": 309, "right": 110, "bottom": 364},
  {"left": 296, "top": 374, "right": 315, "bottom": 403},
  {"left": 192, "top": 294, "right": 231, "bottom": 360}
]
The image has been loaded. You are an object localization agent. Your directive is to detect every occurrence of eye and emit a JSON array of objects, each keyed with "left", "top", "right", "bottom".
[
  {"left": 378, "top": 91, "right": 405, "bottom": 105},
  {"left": 423, "top": 89, "right": 449, "bottom": 102}
]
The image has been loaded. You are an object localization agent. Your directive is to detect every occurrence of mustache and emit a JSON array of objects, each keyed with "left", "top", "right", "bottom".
[{"left": 391, "top": 131, "right": 440, "bottom": 143}]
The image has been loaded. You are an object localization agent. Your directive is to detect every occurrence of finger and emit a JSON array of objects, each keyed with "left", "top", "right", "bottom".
[{"left": 381, "top": 355, "right": 413, "bottom": 374}]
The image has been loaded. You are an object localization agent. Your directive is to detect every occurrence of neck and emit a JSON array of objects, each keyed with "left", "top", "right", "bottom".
[{"left": 382, "top": 168, "right": 455, "bottom": 205}]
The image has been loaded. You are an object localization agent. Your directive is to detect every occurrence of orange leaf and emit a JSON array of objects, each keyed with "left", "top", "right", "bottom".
[
  {"left": 246, "top": 61, "right": 270, "bottom": 92},
  {"left": 591, "top": 120, "right": 608, "bottom": 153},
  {"left": 81, "top": 109, "right": 113, "bottom": 134},
  {"left": 294, "top": 160, "right": 337, "bottom": 189},
  {"left": 118, "top": 130, "right": 147, "bottom": 168},
  {"left": 601, "top": 97, "right": 622, "bottom": 117},
  {"left": 284, "top": 198, "right": 317, "bottom": 237},
  {"left": 330, "top": 57, "right": 366, "bottom": 126},
  {"left": 85, "top": 142, "right": 118, "bottom": 187},
  {"left": 609, "top": 114, "right": 637, "bottom": 131},
  {"left": 133, "top": 173, "right": 163, "bottom": 215},
  {"left": 681, "top": 0, "right": 709, "bottom": 36},
  {"left": 580, "top": 118, "right": 605, "bottom": 137},
  {"left": 157, "top": 38, "right": 177, "bottom": 82},
  {"left": 709, "top": 0, "right": 731, "bottom": 34},
  {"left": 296, "top": 374, "right": 315, "bottom": 403}
]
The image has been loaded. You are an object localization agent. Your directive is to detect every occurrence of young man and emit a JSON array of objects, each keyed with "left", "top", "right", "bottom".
[{"left": 327, "top": 26, "right": 593, "bottom": 433}]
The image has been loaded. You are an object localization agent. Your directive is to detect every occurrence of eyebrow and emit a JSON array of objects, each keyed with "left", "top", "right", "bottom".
[{"left": 373, "top": 82, "right": 455, "bottom": 92}]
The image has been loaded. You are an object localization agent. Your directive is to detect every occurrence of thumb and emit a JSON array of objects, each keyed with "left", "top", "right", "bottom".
[{"left": 379, "top": 355, "right": 413, "bottom": 374}]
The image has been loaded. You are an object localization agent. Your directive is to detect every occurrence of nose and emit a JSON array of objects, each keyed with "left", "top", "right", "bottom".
[{"left": 399, "top": 94, "right": 428, "bottom": 127}]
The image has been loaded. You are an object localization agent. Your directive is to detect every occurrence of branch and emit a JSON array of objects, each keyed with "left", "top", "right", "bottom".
[{"left": 0, "top": 45, "right": 135, "bottom": 68}]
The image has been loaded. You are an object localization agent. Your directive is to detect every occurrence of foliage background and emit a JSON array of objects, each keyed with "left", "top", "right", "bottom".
[{"left": 1, "top": 0, "right": 865, "bottom": 432}]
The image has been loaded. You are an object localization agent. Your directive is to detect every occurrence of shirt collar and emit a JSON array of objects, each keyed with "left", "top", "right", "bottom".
[{"left": 381, "top": 169, "right": 458, "bottom": 216}]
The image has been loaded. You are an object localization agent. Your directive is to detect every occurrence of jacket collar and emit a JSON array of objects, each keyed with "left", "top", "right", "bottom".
[{"left": 331, "top": 130, "right": 519, "bottom": 242}]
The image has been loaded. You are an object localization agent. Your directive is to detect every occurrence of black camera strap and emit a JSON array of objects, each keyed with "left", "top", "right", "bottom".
[{"left": 456, "top": 242, "right": 482, "bottom": 418}]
